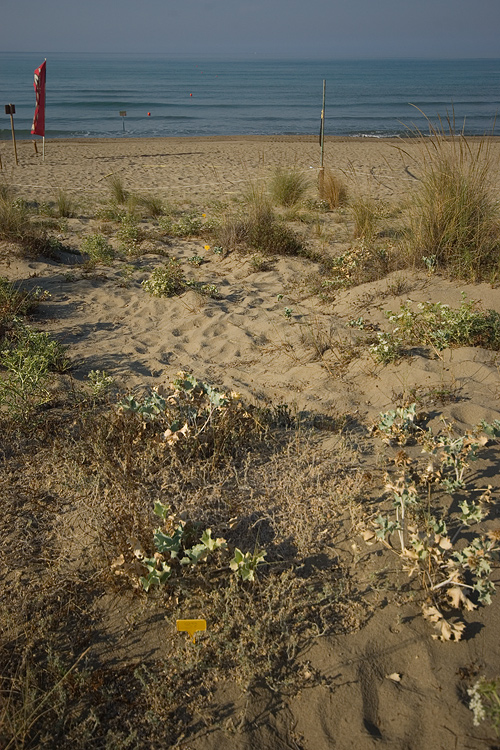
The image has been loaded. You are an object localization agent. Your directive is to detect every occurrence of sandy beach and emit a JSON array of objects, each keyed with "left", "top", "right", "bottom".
[
  {"left": 1, "top": 135, "right": 500, "bottom": 749},
  {"left": 2, "top": 134, "right": 431, "bottom": 204}
]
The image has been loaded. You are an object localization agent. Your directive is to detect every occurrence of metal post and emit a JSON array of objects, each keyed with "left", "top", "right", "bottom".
[
  {"left": 321, "top": 79, "right": 326, "bottom": 168},
  {"left": 318, "top": 80, "right": 326, "bottom": 195}
]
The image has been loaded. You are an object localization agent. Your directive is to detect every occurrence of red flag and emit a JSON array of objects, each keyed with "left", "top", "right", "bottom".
[{"left": 31, "top": 60, "right": 46, "bottom": 137}]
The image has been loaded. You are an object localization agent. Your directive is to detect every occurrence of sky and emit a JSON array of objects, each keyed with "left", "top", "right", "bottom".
[{"left": 1, "top": 0, "right": 500, "bottom": 59}]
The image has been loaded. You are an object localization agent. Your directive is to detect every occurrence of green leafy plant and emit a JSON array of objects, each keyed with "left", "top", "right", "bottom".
[
  {"left": 0, "top": 321, "right": 69, "bottom": 419},
  {"left": 230, "top": 548, "right": 267, "bottom": 581},
  {"left": 119, "top": 501, "right": 264, "bottom": 592},
  {"left": 141, "top": 259, "right": 186, "bottom": 297},
  {"left": 321, "top": 240, "right": 389, "bottom": 292},
  {"left": 187, "top": 254, "right": 204, "bottom": 267},
  {"left": 87, "top": 369, "right": 114, "bottom": 399},
  {"left": 81, "top": 233, "right": 115, "bottom": 264},
  {"left": 185, "top": 280, "right": 220, "bottom": 298},
  {"left": 369, "top": 331, "right": 402, "bottom": 364},
  {"left": 370, "top": 296, "right": 500, "bottom": 364},
  {"left": 158, "top": 214, "right": 203, "bottom": 238},
  {"left": 119, "top": 388, "right": 166, "bottom": 421},
  {"left": 376, "top": 403, "right": 419, "bottom": 445},
  {"left": 117, "top": 216, "right": 142, "bottom": 255},
  {"left": 118, "top": 373, "right": 260, "bottom": 460},
  {"left": 134, "top": 502, "right": 228, "bottom": 592}
]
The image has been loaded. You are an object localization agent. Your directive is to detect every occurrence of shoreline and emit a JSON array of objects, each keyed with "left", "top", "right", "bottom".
[{"left": 4, "top": 133, "right": 500, "bottom": 145}]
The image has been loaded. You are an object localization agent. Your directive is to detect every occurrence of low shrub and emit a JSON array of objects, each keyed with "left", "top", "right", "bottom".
[
  {"left": 81, "top": 233, "right": 115, "bottom": 264},
  {"left": 0, "top": 321, "right": 69, "bottom": 419},
  {"left": 370, "top": 295, "right": 500, "bottom": 363},
  {"left": 141, "top": 259, "right": 186, "bottom": 297}
]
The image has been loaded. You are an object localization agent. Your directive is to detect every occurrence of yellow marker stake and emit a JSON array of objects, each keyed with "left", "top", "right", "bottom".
[{"left": 176, "top": 619, "right": 207, "bottom": 643}]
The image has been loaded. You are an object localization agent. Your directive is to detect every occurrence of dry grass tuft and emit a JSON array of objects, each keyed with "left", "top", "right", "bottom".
[{"left": 319, "top": 169, "right": 348, "bottom": 209}]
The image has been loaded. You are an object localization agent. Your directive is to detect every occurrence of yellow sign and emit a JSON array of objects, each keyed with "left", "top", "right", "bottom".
[{"left": 176, "top": 619, "right": 207, "bottom": 643}]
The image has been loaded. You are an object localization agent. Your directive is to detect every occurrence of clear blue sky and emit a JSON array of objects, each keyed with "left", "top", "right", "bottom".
[{"left": 2, "top": 0, "right": 500, "bottom": 59}]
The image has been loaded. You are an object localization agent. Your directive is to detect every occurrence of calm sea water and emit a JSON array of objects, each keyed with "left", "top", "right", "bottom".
[{"left": 1, "top": 53, "right": 499, "bottom": 140}]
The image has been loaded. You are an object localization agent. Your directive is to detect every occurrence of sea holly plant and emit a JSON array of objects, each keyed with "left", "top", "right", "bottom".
[
  {"left": 428, "top": 430, "right": 487, "bottom": 493},
  {"left": 376, "top": 403, "right": 420, "bottom": 445},
  {"left": 117, "top": 501, "right": 265, "bottom": 591},
  {"left": 118, "top": 372, "right": 257, "bottom": 458},
  {"left": 133, "top": 501, "right": 228, "bottom": 592},
  {"left": 363, "top": 411, "right": 500, "bottom": 641},
  {"left": 119, "top": 388, "right": 166, "bottom": 421},
  {"left": 230, "top": 548, "right": 267, "bottom": 582}
]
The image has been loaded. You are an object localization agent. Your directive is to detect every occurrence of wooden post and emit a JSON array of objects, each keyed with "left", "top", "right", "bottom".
[
  {"left": 33, "top": 140, "right": 38, "bottom": 155},
  {"left": 318, "top": 80, "right": 326, "bottom": 196},
  {"left": 5, "top": 104, "right": 18, "bottom": 166},
  {"left": 10, "top": 113, "right": 18, "bottom": 166}
]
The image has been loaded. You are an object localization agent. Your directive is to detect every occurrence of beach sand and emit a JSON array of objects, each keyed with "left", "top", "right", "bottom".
[
  {"left": 2, "top": 134, "right": 426, "bottom": 204},
  {"left": 1, "top": 135, "right": 500, "bottom": 748}
]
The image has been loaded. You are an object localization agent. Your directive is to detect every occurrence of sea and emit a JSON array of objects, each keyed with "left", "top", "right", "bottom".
[{"left": 0, "top": 53, "right": 499, "bottom": 141}]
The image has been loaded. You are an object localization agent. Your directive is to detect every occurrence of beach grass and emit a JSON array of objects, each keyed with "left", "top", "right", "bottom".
[
  {"left": 269, "top": 166, "right": 310, "bottom": 207},
  {"left": 402, "top": 114, "right": 500, "bottom": 280}
]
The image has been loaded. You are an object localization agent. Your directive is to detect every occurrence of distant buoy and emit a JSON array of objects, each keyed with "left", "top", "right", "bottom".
[
  {"left": 190, "top": 93, "right": 192, "bottom": 97},
  {"left": 147, "top": 112, "right": 151, "bottom": 116}
]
